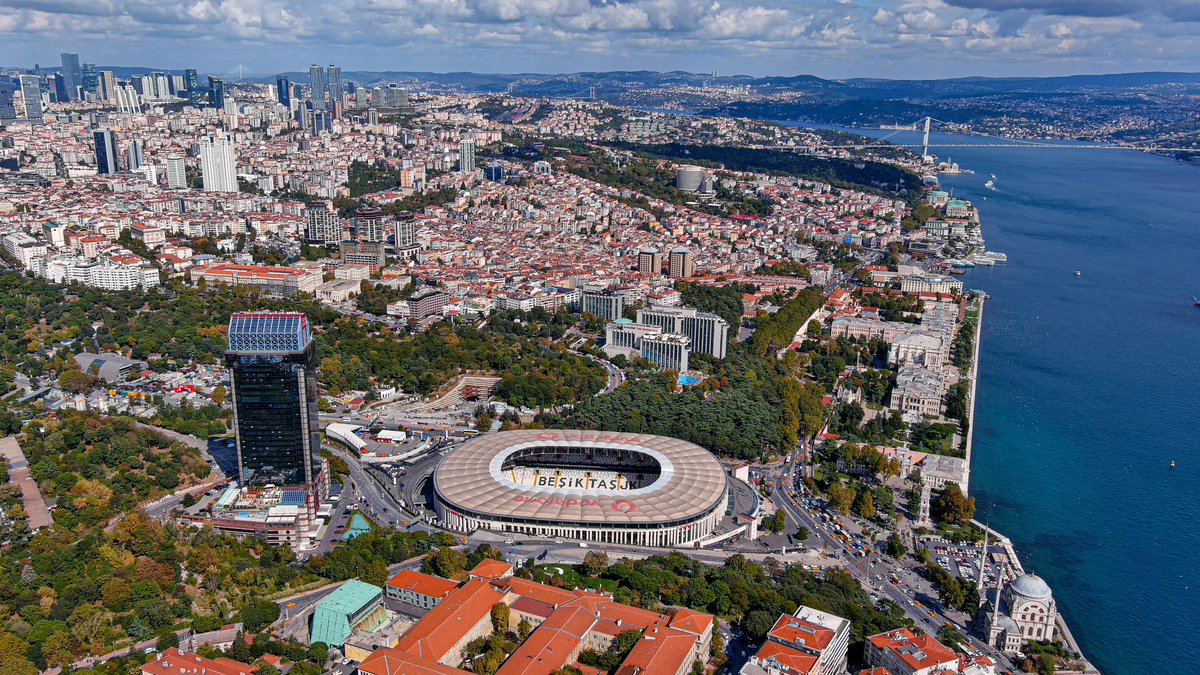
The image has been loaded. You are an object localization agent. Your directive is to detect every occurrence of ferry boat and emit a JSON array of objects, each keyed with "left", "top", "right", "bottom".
[{"left": 950, "top": 259, "right": 976, "bottom": 269}]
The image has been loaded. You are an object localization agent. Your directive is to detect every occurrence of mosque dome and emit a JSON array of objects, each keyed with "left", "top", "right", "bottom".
[{"left": 1009, "top": 573, "right": 1053, "bottom": 600}]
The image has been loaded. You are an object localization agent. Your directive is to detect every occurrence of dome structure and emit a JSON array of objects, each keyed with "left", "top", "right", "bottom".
[{"left": 1009, "top": 573, "right": 1053, "bottom": 600}]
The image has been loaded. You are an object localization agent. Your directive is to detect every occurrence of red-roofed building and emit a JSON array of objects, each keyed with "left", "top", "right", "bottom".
[
  {"left": 470, "top": 559, "right": 514, "bottom": 581},
  {"left": 864, "top": 628, "right": 958, "bottom": 675},
  {"left": 742, "top": 605, "right": 849, "bottom": 675},
  {"left": 394, "top": 579, "right": 505, "bottom": 666},
  {"left": 385, "top": 569, "right": 460, "bottom": 609},
  {"left": 746, "top": 641, "right": 820, "bottom": 675},
  {"left": 140, "top": 650, "right": 254, "bottom": 675}
]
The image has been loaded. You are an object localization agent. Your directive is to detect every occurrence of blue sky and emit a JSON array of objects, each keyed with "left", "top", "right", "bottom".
[{"left": 1, "top": 0, "right": 1198, "bottom": 78}]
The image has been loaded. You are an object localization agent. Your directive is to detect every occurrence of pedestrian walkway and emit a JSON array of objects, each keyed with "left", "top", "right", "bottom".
[{"left": 0, "top": 436, "right": 53, "bottom": 530}]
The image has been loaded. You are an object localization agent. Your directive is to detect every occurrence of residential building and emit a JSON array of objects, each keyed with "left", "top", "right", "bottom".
[
  {"left": 459, "top": 134, "right": 476, "bottom": 173},
  {"left": 127, "top": 139, "right": 144, "bottom": 171},
  {"left": 306, "top": 204, "right": 342, "bottom": 244},
  {"left": 200, "top": 134, "right": 237, "bottom": 193},
  {"left": 355, "top": 207, "right": 385, "bottom": 242},
  {"left": 668, "top": 246, "right": 694, "bottom": 278},
  {"left": 638, "top": 247, "right": 661, "bottom": 276},
  {"left": 742, "top": 605, "right": 850, "bottom": 675},
  {"left": 863, "top": 629, "right": 958, "bottom": 675},
  {"left": 165, "top": 156, "right": 187, "bottom": 189}
]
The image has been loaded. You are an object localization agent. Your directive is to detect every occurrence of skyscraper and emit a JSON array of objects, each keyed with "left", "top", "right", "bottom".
[
  {"left": 184, "top": 69, "right": 201, "bottom": 106},
  {"left": 127, "top": 139, "right": 144, "bottom": 171},
  {"left": 326, "top": 64, "right": 342, "bottom": 107},
  {"left": 225, "top": 312, "right": 323, "bottom": 491},
  {"left": 80, "top": 63, "right": 98, "bottom": 99},
  {"left": 99, "top": 70, "right": 117, "bottom": 103},
  {"left": 165, "top": 156, "right": 187, "bottom": 189},
  {"left": 51, "top": 73, "right": 68, "bottom": 104},
  {"left": 199, "top": 134, "right": 237, "bottom": 192},
  {"left": 207, "top": 76, "right": 225, "bottom": 109},
  {"left": 309, "top": 64, "right": 326, "bottom": 110},
  {"left": 0, "top": 77, "right": 15, "bottom": 121},
  {"left": 459, "top": 133, "right": 476, "bottom": 173},
  {"left": 92, "top": 129, "right": 117, "bottom": 174},
  {"left": 18, "top": 76, "right": 43, "bottom": 121},
  {"left": 276, "top": 76, "right": 290, "bottom": 108},
  {"left": 60, "top": 52, "right": 82, "bottom": 101}
]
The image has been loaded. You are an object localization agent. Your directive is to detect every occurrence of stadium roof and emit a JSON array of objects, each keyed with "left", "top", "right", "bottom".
[{"left": 434, "top": 430, "right": 727, "bottom": 525}]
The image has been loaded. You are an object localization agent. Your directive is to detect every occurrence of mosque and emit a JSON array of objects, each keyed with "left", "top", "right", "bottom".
[{"left": 976, "top": 571, "right": 1058, "bottom": 654}]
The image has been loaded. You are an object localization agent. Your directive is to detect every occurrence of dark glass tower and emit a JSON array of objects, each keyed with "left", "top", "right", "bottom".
[
  {"left": 226, "top": 313, "right": 322, "bottom": 489},
  {"left": 184, "top": 69, "right": 201, "bottom": 107},
  {"left": 207, "top": 76, "right": 225, "bottom": 109},
  {"left": 276, "top": 76, "right": 290, "bottom": 108}
]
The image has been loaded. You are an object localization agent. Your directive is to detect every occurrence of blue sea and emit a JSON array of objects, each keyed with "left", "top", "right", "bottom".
[{"left": 836, "top": 127, "right": 1200, "bottom": 674}]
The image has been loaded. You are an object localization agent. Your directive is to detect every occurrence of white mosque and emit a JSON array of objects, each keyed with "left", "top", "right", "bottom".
[{"left": 977, "top": 571, "right": 1058, "bottom": 654}]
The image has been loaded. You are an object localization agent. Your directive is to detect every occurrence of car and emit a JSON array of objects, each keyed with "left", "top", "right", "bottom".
[
  {"left": 504, "top": 539, "right": 515, "bottom": 544},
  {"left": 554, "top": 539, "right": 564, "bottom": 544},
  {"left": 579, "top": 542, "right": 589, "bottom": 548}
]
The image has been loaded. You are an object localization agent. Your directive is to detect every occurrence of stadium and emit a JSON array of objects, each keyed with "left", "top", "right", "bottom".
[{"left": 432, "top": 429, "right": 729, "bottom": 547}]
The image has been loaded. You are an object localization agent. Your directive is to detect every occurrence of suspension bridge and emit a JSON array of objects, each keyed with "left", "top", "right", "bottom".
[{"left": 807, "top": 116, "right": 1200, "bottom": 154}]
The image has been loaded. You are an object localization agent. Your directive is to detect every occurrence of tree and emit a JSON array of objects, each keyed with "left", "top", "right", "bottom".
[
  {"left": 58, "top": 368, "right": 96, "bottom": 395},
  {"left": 581, "top": 550, "right": 609, "bottom": 577},
  {"left": 42, "top": 631, "right": 76, "bottom": 668},
  {"left": 828, "top": 483, "right": 856, "bottom": 514},
  {"left": 743, "top": 610, "right": 776, "bottom": 641},
  {"left": 517, "top": 618, "right": 533, "bottom": 642},
  {"left": 0, "top": 634, "right": 38, "bottom": 675},
  {"left": 364, "top": 560, "right": 388, "bottom": 587},
  {"left": 211, "top": 385, "right": 227, "bottom": 406},
  {"left": 239, "top": 597, "right": 280, "bottom": 632},
  {"left": 854, "top": 491, "right": 877, "bottom": 519},
  {"left": 422, "top": 547, "right": 468, "bottom": 578},
  {"left": 932, "top": 483, "right": 975, "bottom": 526},
  {"left": 156, "top": 631, "right": 180, "bottom": 651},
  {"left": 795, "top": 525, "right": 809, "bottom": 541},
  {"left": 491, "top": 602, "right": 511, "bottom": 634},
  {"left": 308, "top": 642, "right": 329, "bottom": 664},
  {"left": 885, "top": 533, "right": 908, "bottom": 559}
]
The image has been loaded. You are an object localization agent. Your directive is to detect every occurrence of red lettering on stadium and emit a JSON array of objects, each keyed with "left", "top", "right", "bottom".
[{"left": 513, "top": 496, "right": 636, "bottom": 511}]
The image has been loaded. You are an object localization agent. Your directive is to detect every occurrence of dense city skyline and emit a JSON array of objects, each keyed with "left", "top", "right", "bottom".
[{"left": 2, "top": 0, "right": 1200, "bottom": 78}]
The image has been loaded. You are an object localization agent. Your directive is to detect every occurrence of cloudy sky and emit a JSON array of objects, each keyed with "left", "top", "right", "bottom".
[{"left": 1, "top": 0, "right": 1198, "bottom": 78}]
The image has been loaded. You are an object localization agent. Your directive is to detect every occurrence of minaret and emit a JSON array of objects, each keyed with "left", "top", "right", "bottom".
[
  {"left": 987, "top": 566, "right": 1004, "bottom": 647},
  {"left": 976, "top": 523, "right": 989, "bottom": 599}
]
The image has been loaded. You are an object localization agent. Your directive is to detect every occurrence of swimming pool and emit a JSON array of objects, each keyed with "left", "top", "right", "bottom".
[{"left": 678, "top": 375, "right": 701, "bottom": 386}]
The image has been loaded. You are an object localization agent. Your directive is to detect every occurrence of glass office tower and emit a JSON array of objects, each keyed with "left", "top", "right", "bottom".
[{"left": 226, "top": 313, "right": 322, "bottom": 489}]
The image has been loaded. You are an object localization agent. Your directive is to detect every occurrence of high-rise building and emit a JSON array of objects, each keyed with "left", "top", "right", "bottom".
[
  {"left": 459, "top": 134, "right": 476, "bottom": 173},
  {"left": 93, "top": 128, "right": 117, "bottom": 174},
  {"left": 394, "top": 214, "right": 417, "bottom": 248},
  {"left": 0, "top": 77, "right": 15, "bottom": 121},
  {"left": 115, "top": 84, "right": 139, "bottom": 114},
  {"left": 636, "top": 304, "right": 729, "bottom": 359},
  {"left": 99, "top": 70, "right": 117, "bottom": 102},
  {"left": 309, "top": 64, "right": 326, "bottom": 110},
  {"left": 354, "top": 207, "right": 384, "bottom": 243},
  {"left": 637, "top": 248, "right": 661, "bottom": 276},
  {"left": 165, "top": 156, "right": 187, "bottom": 189},
  {"left": 668, "top": 246, "right": 694, "bottom": 279},
  {"left": 485, "top": 163, "right": 505, "bottom": 183},
  {"left": 225, "top": 312, "right": 323, "bottom": 491},
  {"left": 18, "top": 76, "right": 43, "bottom": 120},
  {"left": 80, "top": 63, "right": 98, "bottom": 99},
  {"left": 306, "top": 204, "right": 342, "bottom": 244},
  {"left": 312, "top": 109, "right": 332, "bottom": 134},
  {"left": 207, "top": 76, "right": 225, "bottom": 109},
  {"left": 184, "top": 69, "right": 201, "bottom": 106},
  {"left": 51, "top": 73, "right": 68, "bottom": 104},
  {"left": 199, "top": 134, "right": 237, "bottom": 192},
  {"left": 276, "top": 76, "right": 290, "bottom": 108},
  {"left": 327, "top": 64, "right": 342, "bottom": 107},
  {"left": 126, "top": 139, "right": 144, "bottom": 171},
  {"left": 60, "top": 52, "right": 82, "bottom": 101},
  {"left": 580, "top": 286, "right": 627, "bottom": 322}
]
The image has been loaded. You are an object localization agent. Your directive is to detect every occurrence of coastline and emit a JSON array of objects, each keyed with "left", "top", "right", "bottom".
[{"left": 963, "top": 269, "right": 1099, "bottom": 673}]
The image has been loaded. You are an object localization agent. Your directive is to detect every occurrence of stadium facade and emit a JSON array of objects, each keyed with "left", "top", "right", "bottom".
[{"left": 433, "top": 430, "right": 728, "bottom": 547}]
